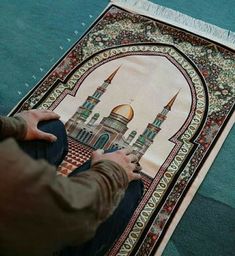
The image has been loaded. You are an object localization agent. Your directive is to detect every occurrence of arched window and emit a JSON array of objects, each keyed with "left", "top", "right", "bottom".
[
  {"left": 81, "top": 131, "right": 89, "bottom": 142},
  {"left": 87, "top": 131, "right": 93, "bottom": 142},
  {"left": 82, "top": 132, "right": 90, "bottom": 143},
  {"left": 87, "top": 102, "right": 91, "bottom": 109},
  {"left": 151, "top": 132, "right": 156, "bottom": 140},
  {"left": 84, "top": 131, "right": 93, "bottom": 143},
  {"left": 94, "top": 133, "right": 110, "bottom": 149},
  {"left": 147, "top": 130, "right": 152, "bottom": 138},
  {"left": 111, "top": 143, "right": 119, "bottom": 150},
  {"left": 143, "top": 129, "right": 148, "bottom": 136},
  {"left": 77, "top": 128, "right": 86, "bottom": 140},
  {"left": 76, "top": 128, "right": 83, "bottom": 139}
]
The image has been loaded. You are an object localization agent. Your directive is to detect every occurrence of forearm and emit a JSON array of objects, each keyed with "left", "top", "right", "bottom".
[
  {"left": 65, "top": 160, "right": 129, "bottom": 224},
  {"left": 0, "top": 139, "right": 128, "bottom": 254},
  {"left": 0, "top": 116, "right": 27, "bottom": 140},
  {"left": 50, "top": 160, "right": 129, "bottom": 245}
]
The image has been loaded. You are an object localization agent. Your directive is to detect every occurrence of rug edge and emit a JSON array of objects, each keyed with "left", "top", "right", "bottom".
[
  {"left": 154, "top": 112, "right": 235, "bottom": 256},
  {"left": 110, "top": 0, "right": 235, "bottom": 50}
]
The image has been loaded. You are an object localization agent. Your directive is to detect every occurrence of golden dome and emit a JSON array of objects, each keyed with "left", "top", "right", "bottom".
[{"left": 111, "top": 104, "right": 134, "bottom": 121}]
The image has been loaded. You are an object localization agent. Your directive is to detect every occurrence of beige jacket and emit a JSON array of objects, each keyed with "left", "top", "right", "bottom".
[{"left": 0, "top": 116, "right": 128, "bottom": 256}]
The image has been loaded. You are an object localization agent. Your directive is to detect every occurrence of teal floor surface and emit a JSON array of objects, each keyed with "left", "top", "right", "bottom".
[{"left": 0, "top": 1, "right": 234, "bottom": 255}]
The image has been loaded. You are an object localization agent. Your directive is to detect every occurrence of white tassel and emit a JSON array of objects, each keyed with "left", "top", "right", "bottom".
[{"left": 111, "top": 0, "right": 235, "bottom": 49}]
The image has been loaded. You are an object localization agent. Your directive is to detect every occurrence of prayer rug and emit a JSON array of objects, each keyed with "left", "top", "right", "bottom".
[{"left": 11, "top": 0, "right": 235, "bottom": 255}]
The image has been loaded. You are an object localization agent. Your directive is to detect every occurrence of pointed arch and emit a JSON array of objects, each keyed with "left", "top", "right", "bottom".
[{"left": 94, "top": 133, "right": 110, "bottom": 149}]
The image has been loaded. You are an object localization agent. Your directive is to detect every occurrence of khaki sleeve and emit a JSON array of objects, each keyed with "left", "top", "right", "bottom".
[
  {"left": 0, "top": 139, "right": 128, "bottom": 254},
  {"left": 0, "top": 116, "right": 27, "bottom": 140}
]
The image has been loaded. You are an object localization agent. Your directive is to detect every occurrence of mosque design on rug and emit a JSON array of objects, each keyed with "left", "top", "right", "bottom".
[{"left": 65, "top": 67, "right": 179, "bottom": 160}]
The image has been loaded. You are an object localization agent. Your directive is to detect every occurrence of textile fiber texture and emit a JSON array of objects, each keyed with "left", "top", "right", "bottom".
[{"left": 9, "top": 3, "right": 235, "bottom": 256}]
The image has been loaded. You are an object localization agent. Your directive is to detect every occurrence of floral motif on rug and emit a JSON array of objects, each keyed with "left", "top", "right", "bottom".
[{"left": 13, "top": 5, "right": 234, "bottom": 256}]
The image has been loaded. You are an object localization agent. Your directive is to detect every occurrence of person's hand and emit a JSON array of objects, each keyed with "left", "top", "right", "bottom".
[
  {"left": 15, "top": 109, "right": 60, "bottom": 142},
  {"left": 91, "top": 148, "right": 142, "bottom": 182}
]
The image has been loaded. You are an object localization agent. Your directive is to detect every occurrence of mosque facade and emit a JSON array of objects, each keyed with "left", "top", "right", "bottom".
[{"left": 65, "top": 67, "right": 179, "bottom": 159}]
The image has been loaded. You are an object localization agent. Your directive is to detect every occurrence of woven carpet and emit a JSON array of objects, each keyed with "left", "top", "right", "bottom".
[{"left": 2, "top": 0, "right": 235, "bottom": 255}]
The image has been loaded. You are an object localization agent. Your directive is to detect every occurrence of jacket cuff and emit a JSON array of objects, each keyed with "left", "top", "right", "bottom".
[
  {"left": 0, "top": 116, "right": 27, "bottom": 140},
  {"left": 92, "top": 159, "right": 129, "bottom": 189}
]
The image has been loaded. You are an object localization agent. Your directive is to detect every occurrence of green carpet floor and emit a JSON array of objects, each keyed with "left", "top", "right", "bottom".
[{"left": 0, "top": 1, "right": 234, "bottom": 255}]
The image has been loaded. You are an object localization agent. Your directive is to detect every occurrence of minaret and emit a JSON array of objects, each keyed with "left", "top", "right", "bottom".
[
  {"left": 87, "top": 113, "right": 100, "bottom": 126},
  {"left": 65, "top": 67, "right": 120, "bottom": 131},
  {"left": 151, "top": 90, "right": 180, "bottom": 130},
  {"left": 125, "top": 130, "right": 137, "bottom": 144},
  {"left": 132, "top": 91, "right": 179, "bottom": 158}
]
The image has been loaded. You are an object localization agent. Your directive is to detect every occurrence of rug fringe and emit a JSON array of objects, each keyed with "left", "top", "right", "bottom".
[{"left": 111, "top": 0, "right": 235, "bottom": 49}]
